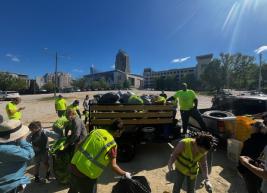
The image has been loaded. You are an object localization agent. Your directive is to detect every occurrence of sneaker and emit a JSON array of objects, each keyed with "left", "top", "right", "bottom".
[
  {"left": 46, "top": 171, "right": 51, "bottom": 181},
  {"left": 34, "top": 176, "right": 45, "bottom": 183},
  {"left": 34, "top": 176, "right": 41, "bottom": 183}
]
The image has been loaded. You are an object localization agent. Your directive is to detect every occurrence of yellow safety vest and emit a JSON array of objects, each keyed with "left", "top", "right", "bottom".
[
  {"left": 55, "top": 98, "right": 67, "bottom": 110},
  {"left": 67, "top": 104, "right": 79, "bottom": 111},
  {"left": 153, "top": 96, "right": 166, "bottom": 104},
  {"left": 128, "top": 95, "right": 144, "bottom": 104},
  {"left": 53, "top": 116, "right": 69, "bottom": 129},
  {"left": 6, "top": 102, "right": 21, "bottom": 120},
  {"left": 71, "top": 129, "right": 117, "bottom": 179},
  {"left": 175, "top": 138, "right": 206, "bottom": 179}
]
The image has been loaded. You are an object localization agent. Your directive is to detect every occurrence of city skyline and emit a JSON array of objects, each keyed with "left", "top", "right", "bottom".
[{"left": 0, "top": 0, "right": 267, "bottom": 79}]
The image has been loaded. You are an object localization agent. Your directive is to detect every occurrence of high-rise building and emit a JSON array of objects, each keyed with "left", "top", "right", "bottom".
[
  {"left": 36, "top": 76, "right": 46, "bottom": 88},
  {"left": 58, "top": 72, "right": 72, "bottom": 88},
  {"left": 196, "top": 54, "right": 213, "bottom": 80},
  {"left": 115, "top": 49, "right": 130, "bottom": 74},
  {"left": 37, "top": 72, "right": 72, "bottom": 89},
  {"left": 84, "top": 49, "right": 143, "bottom": 89},
  {"left": 143, "top": 53, "right": 213, "bottom": 89},
  {"left": 143, "top": 67, "right": 196, "bottom": 89}
]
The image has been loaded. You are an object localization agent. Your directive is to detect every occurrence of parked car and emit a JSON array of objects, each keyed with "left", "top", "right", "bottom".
[{"left": 0, "top": 91, "right": 20, "bottom": 101}]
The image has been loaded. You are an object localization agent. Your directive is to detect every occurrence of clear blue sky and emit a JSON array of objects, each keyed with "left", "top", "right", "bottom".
[{"left": 0, "top": 0, "right": 267, "bottom": 79}]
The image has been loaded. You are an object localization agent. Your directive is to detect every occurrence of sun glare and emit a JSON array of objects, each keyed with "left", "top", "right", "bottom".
[{"left": 222, "top": 0, "right": 266, "bottom": 52}]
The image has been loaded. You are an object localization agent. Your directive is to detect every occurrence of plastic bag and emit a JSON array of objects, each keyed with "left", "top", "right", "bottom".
[{"left": 112, "top": 176, "right": 151, "bottom": 193}]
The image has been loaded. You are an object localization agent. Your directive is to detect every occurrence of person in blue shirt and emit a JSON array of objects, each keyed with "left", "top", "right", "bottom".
[{"left": 0, "top": 120, "right": 35, "bottom": 193}]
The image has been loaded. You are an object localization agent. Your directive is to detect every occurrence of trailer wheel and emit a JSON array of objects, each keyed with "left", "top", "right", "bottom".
[{"left": 117, "top": 143, "right": 136, "bottom": 162}]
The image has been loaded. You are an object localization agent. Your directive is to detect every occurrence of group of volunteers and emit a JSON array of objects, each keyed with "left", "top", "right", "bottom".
[{"left": 1, "top": 82, "right": 266, "bottom": 193}]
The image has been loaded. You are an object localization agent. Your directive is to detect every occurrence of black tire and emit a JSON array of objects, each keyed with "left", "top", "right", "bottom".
[
  {"left": 117, "top": 143, "right": 136, "bottom": 162},
  {"left": 203, "top": 110, "right": 234, "bottom": 118}
]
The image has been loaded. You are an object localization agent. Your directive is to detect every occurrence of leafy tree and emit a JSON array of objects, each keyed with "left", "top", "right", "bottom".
[
  {"left": 200, "top": 59, "right": 223, "bottom": 90},
  {"left": 123, "top": 80, "right": 130, "bottom": 89},
  {"left": 231, "top": 53, "right": 256, "bottom": 89},
  {"left": 71, "top": 78, "right": 86, "bottom": 90},
  {"left": 181, "top": 74, "right": 200, "bottom": 90},
  {"left": 42, "top": 82, "right": 54, "bottom": 92},
  {"left": 91, "top": 81, "right": 100, "bottom": 90},
  {"left": 220, "top": 53, "right": 234, "bottom": 88},
  {"left": 261, "top": 63, "right": 267, "bottom": 88},
  {"left": 99, "top": 79, "right": 109, "bottom": 90},
  {"left": 0, "top": 73, "right": 27, "bottom": 91}
]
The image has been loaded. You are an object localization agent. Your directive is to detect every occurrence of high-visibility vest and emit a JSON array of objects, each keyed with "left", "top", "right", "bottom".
[
  {"left": 71, "top": 129, "right": 117, "bottom": 179},
  {"left": 175, "top": 138, "right": 206, "bottom": 179},
  {"left": 67, "top": 104, "right": 79, "bottom": 111},
  {"left": 53, "top": 116, "right": 69, "bottom": 129},
  {"left": 128, "top": 95, "right": 144, "bottom": 104},
  {"left": 6, "top": 102, "right": 21, "bottom": 120},
  {"left": 55, "top": 98, "right": 67, "bottom": 110},
  {"left": 153, "top": 96, "right": 166, "bottom": 104}
]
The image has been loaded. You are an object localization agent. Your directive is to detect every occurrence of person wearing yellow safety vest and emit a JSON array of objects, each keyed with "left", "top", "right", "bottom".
[
  {"left": 68, "top": 119, "right": 131, "bottom": 193},
  {"left": 52, "top": 115, "right": 69, "bottom": 138},
  {"left": 55, "top": 95, "right": 67, "bottom": 117},
  {"left": 6, "top": 97, "right": 25, "bottom": 120},
  {"left": 168, "top": 133, "right": 216, "bottom": 193},
  {"left": 174, "top": 83, "right": 206, "bottom": 136},
  {"left": 67, "top": 100, "right": 82, "bottom": 119}
]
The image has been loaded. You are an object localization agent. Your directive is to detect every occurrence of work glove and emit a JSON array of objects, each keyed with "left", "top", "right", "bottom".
[
  {"left": 168, "top": 163, "right": 174, "bottom": 172},
  {"left": 124, "top": 172, "right": 132, "bottom": 179},
  {"left": 204, "top": 179, "right": 212, "bottom": 192}
]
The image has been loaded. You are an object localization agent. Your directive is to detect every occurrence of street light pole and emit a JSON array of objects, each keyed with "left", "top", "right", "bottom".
[
  {"left": 258, "top": 53, "right": 262, "bottom": 92},
  {"left": 54, "top": 52, "right": 58, "bottom": 98}
]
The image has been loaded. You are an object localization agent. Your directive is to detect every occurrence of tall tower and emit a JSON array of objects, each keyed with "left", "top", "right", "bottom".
[
  {"left": 196, "top": 54, "right": 213, "bottom": 80},
  {"left": 115, "top": 49, "right": 130, "bottom": 74}
]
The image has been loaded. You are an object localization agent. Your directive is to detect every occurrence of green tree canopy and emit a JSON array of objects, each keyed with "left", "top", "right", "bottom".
[{"left": 0, "top": 73, "right": 27, "bottom": 91}]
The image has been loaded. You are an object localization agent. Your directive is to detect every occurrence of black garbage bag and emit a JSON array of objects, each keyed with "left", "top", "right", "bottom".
[
  {"left": 98, "top": 92, "right": 120, "bottom": 104},
  {"left": 119, "top": 93, "right": 131, "bottom": 104},
  {"left": 112, "top": 176, "right": 151, "bottom": 193}
]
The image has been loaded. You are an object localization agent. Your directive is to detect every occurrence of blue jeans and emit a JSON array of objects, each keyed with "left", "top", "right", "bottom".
[{"left": 172, "top": 170, "right": 196, "bottom": 193}]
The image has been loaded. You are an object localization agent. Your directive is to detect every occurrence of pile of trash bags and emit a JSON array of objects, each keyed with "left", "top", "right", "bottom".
[
  {"left": 93, "top": 91, "right": 173, "bottom": 105},
  {"left": 112, "top": 176, "right": 151, "bottom": 193}
]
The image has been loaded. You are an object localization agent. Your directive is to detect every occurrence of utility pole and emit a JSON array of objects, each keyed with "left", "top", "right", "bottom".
[
  {"left": 54, "top": 52, "right": 58, "bottom": 98},
  {"left": 258, "top": 53, "right": 262, "bottom": 92}
]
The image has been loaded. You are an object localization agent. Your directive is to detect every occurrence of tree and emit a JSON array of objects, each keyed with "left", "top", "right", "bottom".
[
  {"left": 220, "top": 53, "right": 234, "bottom": 88},
  {"left": 71, "top": 78, "right": 86, "bottom": 90},
  {"left": 123, "top": 80, "right": 130, "bottom": 89},
  {"left": 200, "top": 59, "right": 224, "bottom": 90},
  {"left": 42, "top": 82, "right": 54, "bottom": 92},
  {"left": 91, "top": 81, "right": 100, "bottom": 90},
  {"left": 99, "top": 79, "right": 109, "bottom": 90},
  {"left": 181, "top": 74, "right": 200, "bottom": 90},
  {"left": 0, "top": 73, "right": 27, "bottom": 91},
  {"left": 231, "top": 53, "right": 256, "bottom": 89}
]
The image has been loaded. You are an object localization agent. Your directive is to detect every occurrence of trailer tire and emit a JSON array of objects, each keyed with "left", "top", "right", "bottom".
[{"left": 203, "top": 110, "right": 234, "bottom": 118}]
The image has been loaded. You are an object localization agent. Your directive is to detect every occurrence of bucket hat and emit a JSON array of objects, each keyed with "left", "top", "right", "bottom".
[{"left": 0, "top": 120, "right": 29, "bottom": 143}]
